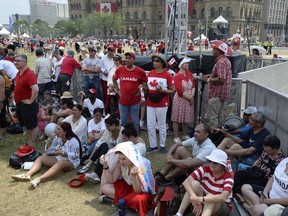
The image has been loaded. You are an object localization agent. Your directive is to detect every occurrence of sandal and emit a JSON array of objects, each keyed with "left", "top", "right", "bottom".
[{"left": 11, "top": 174, "right": 31, "bottom": 181}]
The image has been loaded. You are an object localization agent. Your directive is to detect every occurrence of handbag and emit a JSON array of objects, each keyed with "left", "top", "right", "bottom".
[{"left": 149, "top": 94, "right": 166, "bottom": 103}]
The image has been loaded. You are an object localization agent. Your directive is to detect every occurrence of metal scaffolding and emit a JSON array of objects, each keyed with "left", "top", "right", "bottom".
[{"left": 165, "top": 0, "right": 189, "bottom": 57}]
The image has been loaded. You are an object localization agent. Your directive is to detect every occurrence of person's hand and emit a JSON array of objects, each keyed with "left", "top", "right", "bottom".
[
  {"left": 103, "top": 70, "right": 108, "bottom": 76},
  {"left": 190, "top": 195, "right": 202, "bottom": 205},
  {"left": 155, "top": 85, "right": 164, "bottom": 93},
  {"left": 219, "top": 127, "right": 228, "bottom": 136},
  {"left": 192, "top": 203, "right": 202, "bottom": 216},
  {"left": 166, "top": 155, "right": 173, "bottom": 164},
  {"left": 130, "top": 166, "right": 138, "bottom": 175},
  {"left": 201, "top": 74, "right": 208, "bottom": 83},
  {"left": 99, "top": 155, "right": 107, "bottom": 166},
  {"left": 21, "top": 99, "right": 32, "bottom": 105}
]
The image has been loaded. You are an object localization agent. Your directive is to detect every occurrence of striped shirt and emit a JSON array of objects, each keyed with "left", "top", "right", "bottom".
[{"left": 191, "top": 165, "right": 234, "bottom": 210}]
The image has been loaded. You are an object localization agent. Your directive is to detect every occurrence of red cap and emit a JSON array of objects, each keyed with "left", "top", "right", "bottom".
[
  {"left": 87, "top": 88, "right": 97, "bottom": 94},
  {"left": 108, "top": 45, "right": 115, "bottom": 51},
  {"left": 124, "top": 52, "right": 136, "bottom": 59}
]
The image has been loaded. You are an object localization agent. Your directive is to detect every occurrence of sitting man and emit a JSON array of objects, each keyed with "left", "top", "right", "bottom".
[
  {"left": 155, "top": 123, "right": 216, "bottom": 186},
  {"left": 82, "top": 88, "right": 104, "bottom": 118},
  {"left": 218, "top": 111, "right": 270, "bottom": 168}
]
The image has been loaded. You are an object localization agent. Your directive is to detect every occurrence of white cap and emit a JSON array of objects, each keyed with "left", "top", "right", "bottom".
[
  {"left": 178, "top": 58, "right": 192, "bottom": 68},
  {"left": 243, "top": 106, "right": 257, "bottom": 115}
]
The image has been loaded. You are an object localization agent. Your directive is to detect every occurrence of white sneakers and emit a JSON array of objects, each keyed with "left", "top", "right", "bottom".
[
  {"left": 173, "top": 137, "right": 181, "bottom": 144},
  {"left": 85, "top": 172, "right": 100, "bottom": 183},
  {"left": 30, "top": 177, "right": 41, "bottom": 188}
]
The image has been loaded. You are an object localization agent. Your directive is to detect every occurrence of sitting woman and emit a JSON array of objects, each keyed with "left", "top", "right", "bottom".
[
  {"left": 11, "top": 122, "right": 82, "bottom": 188},
  {"left": 99, "top": 141, "right": 156, "bottom": 216},
  {"left": 233, "top": 135, "right": 285, "bottom": 197},
  {"left": 175, "top": 149, "right": 234, "bottom": 216},
  {"left": 86, "top": 108, "right": 106, "bottom": 155},
  {"left": 77, "top": 114, "right": 123, "bottom": 179},
  {"left": 84, "top": 123, "right": 146, "bottom": 183},
  {"left": 240, "top": 157, "right": 288, "bottom": 216},
  {"left": 51, "top": 98, "right": 73, "bottom": 123}
]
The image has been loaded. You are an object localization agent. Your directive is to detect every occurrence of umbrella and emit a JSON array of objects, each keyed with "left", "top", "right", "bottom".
[
  {"left": 210, "top": 40, "right": 233, "bottom": 56},
  {"left": 28, "top": 38, "right": 38, "bottom": 43},
  {"left": 250, "top": 45, "right": 266, "bottom": 55}
]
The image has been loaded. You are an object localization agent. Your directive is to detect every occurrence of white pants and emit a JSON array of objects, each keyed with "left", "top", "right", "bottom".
[{"left": 147, "top": 106, "right": 168, "bottom": 148}]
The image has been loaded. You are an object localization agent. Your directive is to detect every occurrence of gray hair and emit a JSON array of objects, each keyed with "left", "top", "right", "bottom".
[
  {"left": 15, "top": 54, "right": 28, "bottom": 63},
  {"left": 253, "top": 111, "right": 266, "bottom": 125}
]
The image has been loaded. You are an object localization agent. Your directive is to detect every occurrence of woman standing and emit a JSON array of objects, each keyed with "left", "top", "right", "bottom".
[
  {"left": 146, "top": 54, "right": 175, "bottom": 153},
  {"left": 11, "top": 122, "right": 82, "bottom": 188},
  {"left": 171, "top": 58, "right": 195, "bottom": 144},
  {"left": 99, "top": 141, "right": 156, "bottom": 216}
]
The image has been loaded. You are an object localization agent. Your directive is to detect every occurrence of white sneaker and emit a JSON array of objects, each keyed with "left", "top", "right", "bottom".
[
  {"left": 173, "top": 137, "right": 181, "bottom": 144},
  {"left": 85, "top": 172, "right": 100, "bottom": 183},
  {"left": 30, "top": 177, "right": 41, "bottom": 188}
]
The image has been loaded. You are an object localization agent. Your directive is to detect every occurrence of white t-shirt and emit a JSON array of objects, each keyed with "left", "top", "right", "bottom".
[
  {"left": 101, "top": 54, "right": 114, "bottom": 81},
  {"left": 182, "top": 137, "right": 216, "bottom": 162},
  {"left": 0, "top": 60, "right": 18, "bottom": 80},
  {"left": 83, "top": 98, "right": 105, "bottom": 117},
  {"left": 270, "top": 157, "right": 288, "bottom": 199},
  {"left": 87, "top": 117, "right": 106, "bottom": 135},
  {"left": 51, "top": 57, "right": 64, "bottom": 82},
  {"left": 62, "top": 115, "right": 88, "bottom": 143}
]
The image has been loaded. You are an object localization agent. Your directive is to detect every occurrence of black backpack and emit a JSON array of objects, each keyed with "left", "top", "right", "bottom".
[{"left": 9, "top": 151, "right": 42, "bottom": 169}]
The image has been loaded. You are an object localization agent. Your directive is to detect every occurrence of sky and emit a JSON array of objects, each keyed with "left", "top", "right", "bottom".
[{"left": 0, "top": 0, "right": 68, "bottom": 25}]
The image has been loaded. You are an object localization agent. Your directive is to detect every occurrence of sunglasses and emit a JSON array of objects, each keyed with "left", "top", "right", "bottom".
[
  {"left": 153, "top": 59, "right": 161, "bottom": 63},
  {"left": 209, "top": 160, "right": 220, "bottom": 165},
  {"left": 89, "top": 50, "right": 95, "bottom": 52}
]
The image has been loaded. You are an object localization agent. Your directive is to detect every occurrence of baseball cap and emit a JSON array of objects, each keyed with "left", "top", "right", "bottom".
[
  {"left": 67, "top": 50, "right": 75, "bottom": 56},
  {"left": 125, "top": 52, "right": 136, "bottom": 59},
  {"left": 87, "top": 88, "right": 96, "bottom": 94},
  {"left": 178, "top": 58, "right": 192, "bottom": 68},
  {"left": 113, "top": 54, "right": 122, "bottom": 60},
  {"left": 108, "top": 45, "right": 115, "bottom": 51},
  {"left": 243, "top": 106, "right": 257, "bottom": 115}
]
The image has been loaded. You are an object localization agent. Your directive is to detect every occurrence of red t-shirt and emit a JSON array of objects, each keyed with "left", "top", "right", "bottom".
[
  {"left": 146, "top": 70, "right": 174, "bottom": 107},
  {"left": 60, "top": 56, "right": 81, "bottom": 77},
  {"left": 114, "top": 66, "right": 147, "bottom": 106},
  {"left": 14, "top": 67, "right": 37, "bottom": 104}
]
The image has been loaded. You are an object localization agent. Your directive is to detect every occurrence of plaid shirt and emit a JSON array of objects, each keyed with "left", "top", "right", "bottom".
[{"left": 209, "top": 55, "right": 232, "bottom": 101}]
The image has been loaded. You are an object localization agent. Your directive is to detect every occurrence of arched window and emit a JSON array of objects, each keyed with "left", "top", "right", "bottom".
[
  {"left": 249, "top": 8, "right": 252, "bottom": 18},
  {"left": 133, "top": 11, "right": 139, "bottom": 20},
  {"left": 218, "top": 7, "right": 223, "bottom": 15},
  {"left": 158, "top": 11, "right": 163, "bottom": 20},
  {"left": 125, "top": 12, "right": 130, "bottom": 21},
  {"left": 210, "top": 7, "right": 216, "bottom": 18},
  {"left": 70, "top": 4, "right": 73, "bottom": 10},
  {"left": 201, "top": 8, "right": 205, "bottom": 19},
  {"left": 240, "top": 7, "right": 244, "bottom": 19},
  {"left": 142, "top": 11, "right": 147, "bottom": 21},
  {"left": 226, "top": 6, "right": 232, "bottom": 18},
  {"left": 192, "top": 9, "right": 197, "bottom": 18}
]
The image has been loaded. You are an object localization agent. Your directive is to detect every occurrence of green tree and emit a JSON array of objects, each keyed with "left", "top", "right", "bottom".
[
  {"left": 54, "top": 19, "right": 82, "bottom": 37},
  {"left": 31, "top": 19, "right": 51, "bottom": 37},
  {"left": 82, "top": 12, "right": 123, "bottom": 37},
  {"left": 13, "top": 20, "right": 30, "bottom": 35}
]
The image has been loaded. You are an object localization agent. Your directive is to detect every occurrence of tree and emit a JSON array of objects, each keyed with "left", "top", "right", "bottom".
[
  {"left": 54, "top": 19, "right": 82, "bottom": 37},
  {"left": 13, "top": 20, "right": 30, "bottom": 35},
  {"left": 31, "top": 19, "right": 51, "bottom": 37},
  {"left": 82, "top": 12, "right": 123, "bottom": 37}
]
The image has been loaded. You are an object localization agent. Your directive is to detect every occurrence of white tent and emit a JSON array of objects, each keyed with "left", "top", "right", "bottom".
[
  {"left": 22, "top": 33, "right": 30, "bottom": 38},
  {"left": 0, "top": 27, "right": 10, "bottom": 36},
  {"left": 213, "top": 15, "right": 228, "bottom": 24},
  {"left": 194, "top": 34, "right": 207, "bottom": 41}
]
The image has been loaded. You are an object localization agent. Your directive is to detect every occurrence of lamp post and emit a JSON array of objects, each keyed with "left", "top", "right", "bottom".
[
  {"left": 245, "top": 25, "right": 251, "bottom": 56},
  {"left": 206, "top": 11, "right": 210, "bottom": 37}
]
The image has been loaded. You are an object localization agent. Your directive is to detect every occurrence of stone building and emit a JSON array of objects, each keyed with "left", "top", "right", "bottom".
[{"left": 67, "top": 0, "right": 269, "bottom": 40}]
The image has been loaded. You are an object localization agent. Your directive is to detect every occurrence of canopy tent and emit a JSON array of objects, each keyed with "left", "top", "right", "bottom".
[
  {"left": 0, "top": 27, "right": 10, "bottom": 36},
  {"left": 213, "top": 15, "right": 228, "bottom": 24},
  {"left": 194, "top": 34, "right": 207, "bottom": 41},
  {"left": 22, "top": 33, "right": 30, "bottom": 38}
]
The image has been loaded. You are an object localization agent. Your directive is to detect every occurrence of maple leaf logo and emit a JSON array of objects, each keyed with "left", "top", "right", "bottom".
[
  {"left": 102, "top": 5, "right": 110, "bottom": 13},
  {"left": 149, "top": 79, "right": 158, "bottom": 87}
]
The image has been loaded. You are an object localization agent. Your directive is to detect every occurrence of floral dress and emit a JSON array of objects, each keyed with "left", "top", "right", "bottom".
[{"left": 171, "top": 70, "right": 195, "bottom": 123}]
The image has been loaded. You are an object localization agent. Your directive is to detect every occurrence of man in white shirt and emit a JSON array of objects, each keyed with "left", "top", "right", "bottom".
[
  {"left": 155, "top": 123, "right": 216, "bottom": 185},
  {"left": 83, "top": 88, "right": 105, "bottom": 117}
]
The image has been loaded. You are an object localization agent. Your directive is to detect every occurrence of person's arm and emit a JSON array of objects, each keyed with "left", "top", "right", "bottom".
[
  {"left": 262, "top": 177, "right": 273, "bottom": 199},
  {"left": 101, "top": 158, "right": 122, "bottom": 184},
  {"left": 225, "top": 146, "right": 256, "bottom": 157},
  {"left": 219, "top": 128, "right": 245, "bottom": 144},
  {"left": 22, "top": 84, "right": 39, "bottom": 104},
  {"left": 0, "top": 76, "right": 5, "bottom": 109}
]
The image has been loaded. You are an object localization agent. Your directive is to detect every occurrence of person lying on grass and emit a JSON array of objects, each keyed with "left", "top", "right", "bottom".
[{"left": 11, "top": 122, "right": 82, "bottom": 188}]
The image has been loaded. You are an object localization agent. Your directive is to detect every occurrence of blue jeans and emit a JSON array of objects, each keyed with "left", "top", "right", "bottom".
[
  {"left": 119, "top": 103, "right": 140, "bottom": 130},
  {"left": 83, "top": 75, "right": 101, "bottom": 99}
]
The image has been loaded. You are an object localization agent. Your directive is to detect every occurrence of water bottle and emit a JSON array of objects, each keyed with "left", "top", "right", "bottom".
[{"left": 118, "top": 198, "right": 126, "bottom": 216}]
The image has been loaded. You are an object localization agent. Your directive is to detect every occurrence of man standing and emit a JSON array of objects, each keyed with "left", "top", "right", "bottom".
[
  {"left": 113, "top": 52, "right": 147, "bottom": 130},
  {"left": 34, "top": 48, "right": 52, "bottom": 99},
  {"left": 201, "top": 41, "right": 232, "bottom": 129},
  {"left": 0, "top": 75, "right": 5, "bottom": 138},
  {"left": 155, "top": 123, "right": 215, "bottom": 185},
  {"left": 82, "top": 46, "right": 102, "bottom": 99},
  {"left": 14, "top": 54, "right": 39, "bottom": 147},
  {"left": 56, "top": 50, "right": 81, "bottom": 97}
]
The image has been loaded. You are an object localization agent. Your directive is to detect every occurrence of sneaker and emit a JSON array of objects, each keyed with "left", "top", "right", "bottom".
[
  {"left": 157, "top": 177, "right": 173, "bottom": 186},
  {"left": 160, "top": 147, "right": 167, "bottom": 154},
  {"left": 173, "top": 137, "right": 181, "bottom": 144},
  {"left": 147, "top": 147, "right": 158, "bottom": 153},
  {"left": 85, "top": 172, "right": 100, "bottom": 183},
  {"left": 11, "top": 174, "right": 31, "bottom": 181},
  {"left": 183, "top": 135, "right": 191, "bottom": 141},
  {"left": 154, "top": 171, "right": 165, "bottom": 181},
  {"left": 30, "top": 177, "right": 41, "bottom": 188},
  {"left": 77, "top": 165, "right": 90, "bottom": 174},
  {"left": 139, "top": 120, "right": 145, "bottom": 128},
  {"left": 99, "top": 195, "right": 114, "bottom": 205}
]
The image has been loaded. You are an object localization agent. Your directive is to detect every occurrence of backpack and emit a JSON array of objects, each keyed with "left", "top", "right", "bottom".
[{"left": 9, "top": 151, "right": 42, "bottom": 169}]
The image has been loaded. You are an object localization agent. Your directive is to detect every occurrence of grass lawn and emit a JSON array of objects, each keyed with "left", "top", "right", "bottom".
[{"left": 0, "top": 48, "right": 173, "bottom": 216}]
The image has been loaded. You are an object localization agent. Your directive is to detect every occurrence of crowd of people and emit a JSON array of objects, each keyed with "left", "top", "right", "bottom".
[{"left": 0, "top": 37, "right": 287, "bottom": 216}]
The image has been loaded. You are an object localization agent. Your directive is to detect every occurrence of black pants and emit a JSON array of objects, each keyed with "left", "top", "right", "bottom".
[
  {"left": 90, "top": 143, "right": 109, "bottom": 177},
  {"left": 56, "top": 74, "right": 71, "bottom": 96}
]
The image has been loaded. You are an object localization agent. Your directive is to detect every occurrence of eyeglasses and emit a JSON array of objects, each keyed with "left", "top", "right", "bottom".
[{"left": 153, "top": 59, "right": 161, "bottom": 63}]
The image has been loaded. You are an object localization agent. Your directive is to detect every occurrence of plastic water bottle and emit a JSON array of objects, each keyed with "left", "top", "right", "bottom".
[{"left": 118, "top": 198, "right": 126, "bottom": 216}]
